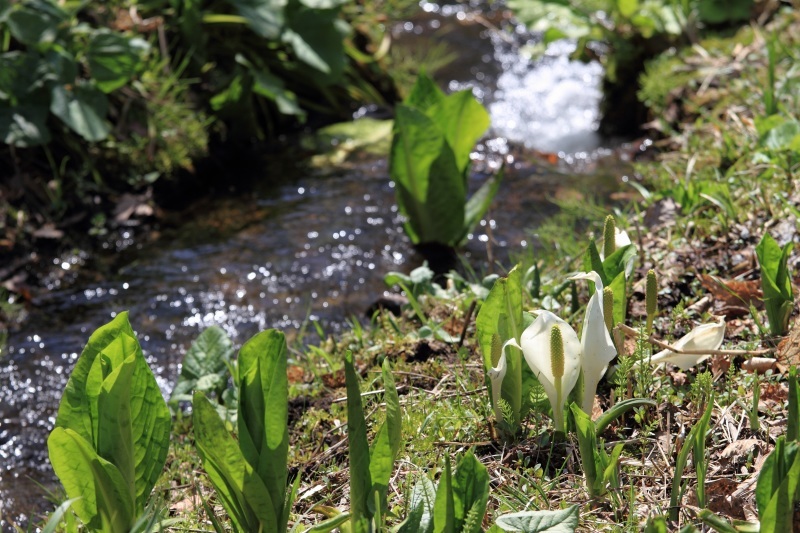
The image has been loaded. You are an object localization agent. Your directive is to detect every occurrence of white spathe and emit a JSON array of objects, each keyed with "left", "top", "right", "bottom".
[
  {"left": 650, "top": 316, "right": 726, "bottom": 370},
  {"left": 506, "top": 310, "right": 581, "bottom": 432},
  {"left": 568, "top": 272, "right": 618, "bottom": 413},
  {"left": 488, "top": 351, "right": 508, "bottom": 423}
]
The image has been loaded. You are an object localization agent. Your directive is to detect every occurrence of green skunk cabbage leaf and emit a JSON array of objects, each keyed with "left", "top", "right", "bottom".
[
  {"left": 193, "top": 391, "right": 277, "bottom": 532},
  {"left": 476, "top": 266, "right": 535, "bottom": 426},
  {"left": 452, "top": 452, "right": 489, "bottom": 533},
  {"left": 406, "top": 73, "right": 445, "bottom": 112},
  {"left": 170, "top": 326, "right": 234, "bottom": 406},
  {"left": 284, "top": 6, "right": 348, "bottom": 80},
  {"left": 228, "top": 0, "right": 285, "bottom": 39},
  {"left": 369, "top": 358, "right": 402, "bottom": 513},
  {"left": 391, "top": 104, "right": 465, "bottom": 245},
  {"left": 236, "top": 329, "right": 290, "bottom": 531},
  {"left": 396, "top": 476, "right": 436, "bottom": 533},
  {"left": 49, "top": 83, "right": 110, "bottom": 141},
  {"left": 756, "top": 233, "right": 794, "bottom": 335},
  {"left": 88, "top": 31, "right": 142, "bottom": 93},
  {"left": 428, "top": 90, "right": 490, "bottom": 175},
  {"left": 495, "top": 505, "right": 579, "bottom": 532},
  {"left": 53, "top": 312, "right": 170, "bottom": 516},
  {"left": 345, "top": 351, "right": 373, "bottom": 533},
  {"left": 756, "top": 436, "right": 800, "bottom": 532},
  {"left": 48, "top": 428, "right": 134, "bottom": 532},
  {"left": 434, "top": 455, "right": 456, "bottom": 533}
]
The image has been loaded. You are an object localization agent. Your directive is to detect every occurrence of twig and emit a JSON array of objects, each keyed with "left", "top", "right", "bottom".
[
  {"left": 457, "top": 299, "right": 477, "bottom": 350},
  {"left": 617, "top": 323, "right": 773, "bottom": 356}
]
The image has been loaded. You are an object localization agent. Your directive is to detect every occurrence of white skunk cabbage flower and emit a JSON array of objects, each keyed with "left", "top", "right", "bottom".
[
  {"left": 505, "top": 311, "right": 580, "bottom": 432},
  {"left": 569, "top": 272, "right": 618, "bottom": 414},
  {"left": 487, "top": 345, "right": 507, "bottom": 423},
  {"left": 650, "top": 316, "right": 725, "bottom": 370}
]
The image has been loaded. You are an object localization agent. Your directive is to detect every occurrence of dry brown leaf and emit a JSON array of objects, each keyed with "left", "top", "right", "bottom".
[
  {"left": 719, "top": 439, "right": 761, "bottom": 464},
  {"left": 288, "top": 365, "right": 306, "bottom": 384},
  {"left": 742, "top": 357, "right": 778, "bottom": 374},
  {"left": 669, "top": 371, "right": 687, "bottom": 386},
  {"left": 710, "top": 354, "right": 731, "bottom": 378},
  {"left": 706, "top": 478, "right": 746, "bottom": 519},
  {"left": 321, "top": 369, "right": 345, "bottom": 388},
  {"left": 171, "top": 495, "right": 200, "bottom": 513},
  {"left": 699, "top": 274, "right": 762, "bottom": 317},
  {"left": 777, "top": 317, "right": 800, "bottom": 367}
]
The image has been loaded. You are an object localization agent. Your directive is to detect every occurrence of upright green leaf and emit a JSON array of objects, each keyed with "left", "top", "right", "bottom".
[
  {"left": 756, "top": 234, "right": 794, "bottom": 335},
  {"left": 193, "top": 392, "right": 277, "bottom": 532},
  {"left": 48, "top": 428, "right": 134, "bottom": 532},
  {"left": 428, "top": 90, "right": 490, "bottom": 175},
  {"left": 789, "top": 367, "right": 800, "bottom": 443},
  {"left": 476, "top": 266, "right": 531, "bottom": 428},
  {"left": 228, "top": 0, "right": 286, "bottom": 39},
  {"left": 53, "top": 312, "right": 170, "bottom": 516},
  {"left": 345, "top": 351, "right": 373, "bottom": 533},
  {"left": 756, "top": 436, "right": 800, "bottom": 532},
  {"left": 434, "top": 455, "right": 456, "bottom": 533},
  {"left": 236, "top": 330, "right": 289, "bottom": 530},
  {"left": 463, "top": 168, "right": 503, "bottom": 245},
  {"left": 369, "top": 359, "right": 402, "bottom": 512},
  {"left": 452, "top": 452, "right": 489, "bottom": 533}
]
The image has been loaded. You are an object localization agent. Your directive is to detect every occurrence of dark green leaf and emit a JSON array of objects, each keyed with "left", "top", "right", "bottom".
[
  {"left": 6, "top": 0, "right": 66, "bottom": 46},
  {"left": 0, "top": 103, "right": 50, "bottom": 146},
  {"left": 88, "top": 31, "right": 142, "bottom": 93},
  {"left": 452, "top": 452, "right": 489, "bottom": 533},
  {"left": 49, "top": 83, "right": 110, "bottom": 141},
  {"left": 228, "top": 0, "right": 285, "bottom": 39},
  {"left": 396, "top": 476, "right": 436, "bottom": 533}
]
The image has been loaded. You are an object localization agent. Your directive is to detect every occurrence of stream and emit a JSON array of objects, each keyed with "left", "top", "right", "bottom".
[{"left": 0, "top": 3, "right": 634, "bottom": 528}]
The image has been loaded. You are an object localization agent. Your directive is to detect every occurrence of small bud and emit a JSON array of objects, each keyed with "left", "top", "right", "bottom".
[
  {"left": 603, "top": 215, "right": 616, "bottom": 258},
  {"left": 550, "top": 325, "right": 564, "bottom": 380},
  {"left": 646, "top": 269, "right": 657, "bottom": 333},
  {"left": 491, "top": 333, "right": 502, "bottom": 367},
  {"left": 603, "top": 286, "right": 614, "bottom": 336}
]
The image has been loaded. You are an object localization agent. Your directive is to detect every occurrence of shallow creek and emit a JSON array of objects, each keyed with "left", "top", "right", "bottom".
[{"left": 0, "top": 3, "right": 635, "bottom": 527}]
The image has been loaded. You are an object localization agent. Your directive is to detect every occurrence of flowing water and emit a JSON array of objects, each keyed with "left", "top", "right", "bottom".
[{"left": 0, "top": 3, "right": 634, "bottom": 528}]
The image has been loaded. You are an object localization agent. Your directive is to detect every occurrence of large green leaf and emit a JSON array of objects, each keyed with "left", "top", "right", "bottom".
[
  {"left": 756, "top": 436, "right": 800, "bottom": 532},
  {"left": 53, "top": 312, "right": 170, "bottom": 515},
  {"left": 283, "top": 3, "right": 349, "bottom": 80},
  {"left": 391, "top": 104, "right": 464, "bottom": 245},
  {"left": 428, "top": 90, "right": 490, "bottom": 175},
  {"left": 345, "top": 351, "right": 373, "bottom": 533},
  {"left": 48, "top": 428, "right": 134, "bottom": 532},
  {"left": 88, "top": 30, "right": 142, "bottom": 93},
  {"left": 49, "top": 83, "right": 110, "bottom": 141},
  {"left": 236, "top": 329, "right": 289, "bottom": 531},
  {"left": 452, "top": 452, "right": 489, "bottom": 533},
  {"left": 396, "top": 476, "right": 436, "bottom": 533},
  {"left": 494, "top": 505, "right": 580, "bottom": 532},
  {"left": 170, "top": 326, "right": 234, "bottom": 406},
  {"left": 756, "top": 234, "right": 794, "bottom": 335},
  {"left": 193, "top": 392, "right": 277, "bottom": 532},
  {"left": 6, "top": 0, "right": 66, "bottom": 46},
  {"left": 434, "top": 455, "right": 456, "bottom": 533},
  {"left": 228, "top": 0, "right": 286, "bottom": 39},
  {"left": 476, "top": 266, "right": 529, "bottom": 425}
]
